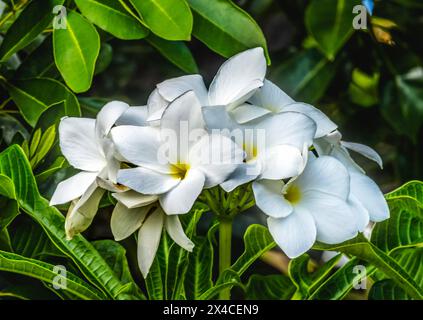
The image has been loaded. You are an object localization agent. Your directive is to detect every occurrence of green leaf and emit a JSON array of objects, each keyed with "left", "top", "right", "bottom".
[
  {"left": 53, "top": 11, "right": 100, "bottom": 93},
  {"left": 146, "top": 35, "right": 198, "bottom": 73},
  {"left": 187, "top": 0, "right": 270, "bottom": 63},
  {"left": 314, "top": 234, "right": 423, "bottom": 299},
  {"left": 231, "top": 224, "right": 276, "bottom": 275},
  {"left": 0, "top": 115, "right": 29, "bottom": 145},
  {"left": 309, "top": 258, "right": 376, "bottom": 300},
  {"left": 184, "top": 221, "right": 217, "bottom": 299},
  {"left": 130, "top": 0, "right": 192, "bottom": 41},
  {"left": 369, "top": 279, "right": 410, "bottom": 300},
  {"left": 385, "top": 180, "right": 423, "bottom": 205},
  {"left": 245, "top": 274, "right": 295, "bottom": 300},
  {"left": 0, "top": 250, "right": 104, "bottom": 300},
  {"left": 29, "top": 129, "right": 42, "bottom": 158},
  {"left": 0, "top": 174, "right": 18, "bottom": 231},
  {"left": 0, "top": 0, "right": 64, "bottom": 61},
  {"left": 6, "top": 78, "right": 80, "bottom": 127},
  {"left": 270, "top": 49, "right": 337, "bottom": 104},
  {"left": 381, "top": 70, "right": 423, "bottom": 143},
  {"left": 348, "top": 69, "right": 379, "bottom": 107},
  {"left": 75, "top": 0, "right": 149, "bottom": 40},
  {"left": 30, "top": 125, "right": 56, "bottom": 169},
  {"left": 198, "top": 269, "right": 242, "bottom": 300},
  {"left": 288, "top": 253, "right": 342, "bottom": 299},
  {"left": 94, "top": 43, "right": 113, "bottom": 75},
  {"left": 92, "top": 240, "right": 145, "bottom": 299},
  {"left": 0, "top": 145, "right": 138, "bottom": 299},
  {"left": 305, "top": 0, "right": 361, "bottom": 60}
]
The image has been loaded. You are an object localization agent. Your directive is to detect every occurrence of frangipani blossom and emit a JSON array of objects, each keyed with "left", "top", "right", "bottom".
[
  {"left": 147, "top": 47, "right": 266, "bottom": 122},
  {"left": 202, "top": 105, "right": 316, "bottom": 192},
  {"left": 253, "top": 155, "right": 359, "bottom": 258},
  {"left": 112, "top": 91, "right": 244, "bottom": 215},
  {"left": 314, "top": 130, "right": 389, "bottom": 230},
  {"left": 50, "top": 101, "right": 129, "bottom": 239},
  {"left": 110, "top": 191, "right": 193, "bottom": 277}
]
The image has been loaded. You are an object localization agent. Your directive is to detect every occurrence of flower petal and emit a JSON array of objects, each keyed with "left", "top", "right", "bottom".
[
  {"left": 65, "top": 185, "right": 105, "bottom": 239},
  {"left": 147, "top": 89, "right": 168, "bottom": 122},
  {"left": 249, "top": 79, "right": 295, "bottom": 112},
  {"left": 111, "top": 202, "right": 150, "bottom": 241},
  {"left": 295, "top": 155, "right": 350, "bottom": 200},
  {"left": 116, "top": 106, "right": 149, "bottom": 126},
  {"left": 159, "top": 169, "right": 205, "bottom": 215},
  {"left": 189, "top": 133, "right": 244, "bottom": 188},
  {"left": 252, "top": 180, "right": 293, "bottom": 218},
  {"left": 112, "top": 190, "right": 158, "bottom": 209},
  {"left": 137, "top": 207, "right": 163, "bottom": 278},
  {"left": 267, "top": 209, "right": 316, "bottom": 259},
  {"left": 230, "top": 103, "right": 270, "bottom": 124},
  {"left": 202, "top": 105, "right": 239, "bottom": 132},
  {"left": 157, "top": 74, "right": 208, "bottom": 105},
  {"left": 220, "top": 162, "right": 260, "bottom": 192},
  {"left": 117, "top": 167, "right": 180, "bottom": 195},
  {"left": 59, "top": 117, "right": 106, "bottom": 171},
  {"left": 348, "top": 194, "right": 370, "bottom": 232},
  {"left": 299, "top": 193, "right": 358, "bottom": 244},
  {"left": 259, "top": 144, "right": 305, "bottom": 180},
  {"left": 165, "top": 215, "right": 194, "bottom": 251},
  {"left": 208, "top": 47, "right": 266, "bottom": 107},
  {"left": 95, "top": 101, "right": 129, "bottom": 139},
  {"left": 341, "top": 141, "right": 383, "bottom": 169},
  {"left": 349, "top": 172, "right": 389, "bottom": 222},
  {"left": 282, "top": 102, "right": 337, "bottom": 138},
  {"left": 50, "top": 171, "right": 98, "bottom": 205}
]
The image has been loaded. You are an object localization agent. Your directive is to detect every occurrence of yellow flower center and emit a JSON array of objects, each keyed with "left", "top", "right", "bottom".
[
  {"left": 243, "top": 143, "right": 258, "bottom": 161},
  {"left": 284, "top": 185, "right": 302, "bottom": 204},
  {"left": 170, "top": 163, "right": 190, "bottom": 179}
]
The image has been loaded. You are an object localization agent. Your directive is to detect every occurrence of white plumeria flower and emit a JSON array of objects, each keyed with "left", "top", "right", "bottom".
[
  {"left": 314, "top": 130, "right": 389, "bottom": 230},
  {"left": 202, "top": 104, "right": 317, "bottom": 192},
  {"left": 253, "top": 155, "right": 359, "bottom": 258},
  {"left": 50, "top": 101, "right": 130, "bottom": 239},
  {"left": 111, "top": 91, "right": 244, "bottom": 215},
  {"left": 146, "top": 47, "right": 266, "bottom": 122},
  {"left": 110, "top": 191, "right": 193, "bottom": 277}
]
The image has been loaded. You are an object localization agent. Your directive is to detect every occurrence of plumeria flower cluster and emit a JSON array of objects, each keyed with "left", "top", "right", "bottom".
[{"left": 50, "top": 47, "right": 389, "bottom": 277}]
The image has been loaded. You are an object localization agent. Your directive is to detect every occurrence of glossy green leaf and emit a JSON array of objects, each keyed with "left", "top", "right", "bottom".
[
  {"left": 198, "top": 269, "right": 242, "bottom": 300},
  {"left": 0, "top": 174, "right": 18, "bottom": 231},
  {"left": 305, "top": 0, "right": 361, "bottom": 60},
  {"left": 369, "top": 279, "right": 410, "bottom": 300},
  {"left": 0, "top": 145, "right": 137, "bottom": 299},
  {"left": 146, "top": 35, "right": 198, "bottom": 73},
  {"left": 94, "top": 43, "right": 113, "bottom": 75},
  {"left": 0, "top": 250, "right": 104, "bottom": 300},
  {"left": 75, "top": 0, "right": 149, "bottom": 40},
  {"left": 130, "top": 0, "right": 192, "bottom": 41},
  {"left": 270, "top": 49, "right": 337, "bottom": 104},
  {"left": 6, "top": 78, "right": 80, "bottom": 127},
  {"left": 245, "top": 274, "right": 295, "bottom": 300},
  {"left": 53, "top": 11, "right": 100, "bottom": 93},
  {"left": 0, "top": 115, "right": 29, "bottom": 145},
  {"left": 385, "top": 180, "right": 423, "bottom": 204},
  {"left": 0, "top": 0, "right": 64, "bottom": 61},
  {"left": 187, "top": 0, "right": 270, "bottom": 63}
]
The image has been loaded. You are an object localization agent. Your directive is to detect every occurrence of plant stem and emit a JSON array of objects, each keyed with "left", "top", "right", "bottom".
[{"left": 218, "top": 217, "right": 232, "bottom": 300}]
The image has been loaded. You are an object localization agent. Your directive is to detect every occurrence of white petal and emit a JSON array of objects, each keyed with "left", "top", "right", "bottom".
[
  {"left": 299, "top": 193, "right": 358, "bottom": 244},
  {"left": 147, "top": 89, "right": 168, "bottom": 122},
  {"left": 111, "top": 125, "right": 170, "bottom": 172},
  {"left": 159, "top": 169, "right": 205, "bottom": 215},
  {"left": 282, "top": 103, "right": 337, "bottom": 138},
  {"left": 112, "top": 190, "right": 158, "bottom": 209},
  {"left": 348, "top": 194, "right": 370, "bottom": 232},
  {"left": 157, "top": 74, "right": 208, "bottom": 105},
  {"left": 165, "top": 215, "right": 194, "bottom": 251},
  {"left": 50, "top": 171, "right": 98, "bottom": 205},
  {"left": 65, "top": 185, "right": 105, "bottom": 239},
  {"left": 349, "top": 172, "right": 389, "bottom": 222},
  {"left": 95, "top": 101, "right": 129, "bottom": 139},
  {"left": 262, "top": 111, "right": 316, "bottom": 149},
  {"left": 260, "top": 144, "right": 305, "bottom": 180},
  {"left": 111, "top": 202, "right": 150, "bottom": 241},
  {"left": 295, "top": 155, "right": 350, "bottom": 200},
  {"left": 252, "top": 180, "right": 293, "bottom": 218},
  {"left": 202, "top": 105, "right": 239, "bottom": 132},
  {"left": 117, "top": 167, "right": 180, "bottom": 195},
  {"left": 116, "top": 106, "right": 149, "bottom": 126},
  {"left": 208, "top": 47, "right": 266, "bottom": 107},
  {"left": 220, "top": 162, "right": 261, "bottom": 192},
  {"left": 230, "top": 103, "right": 270, "bottom": 124},
  {"left": 249, "top": 79, "right": 294, "bottom": 112},
  {"left": 137, "top": 207, "right": 164, "bottom": 278},
  {"left": 267, "top": 209, "right": 316, "bottom": 259},
  {"left": 96, "top": 177, "right": 129, "bottom": 193},
  {"left": 341, "top": 141, "right": 383, "bottom": 169},
  {"left": 59, "top": 118, "right": 106, "bottom": 171},
  {"left": 189, "top": 133, "right": 244, "bottom": 188}
]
